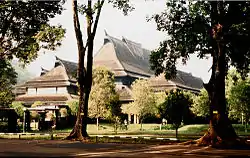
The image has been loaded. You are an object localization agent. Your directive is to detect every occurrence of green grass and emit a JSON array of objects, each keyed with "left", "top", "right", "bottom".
[{"left": 54, "top": 123, "right": 250, "bottom": 137}]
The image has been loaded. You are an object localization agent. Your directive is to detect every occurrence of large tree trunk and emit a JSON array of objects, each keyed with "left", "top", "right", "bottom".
[
  {"left": 66, "top": 0, "right": 86, "bottom": 141},
  {"left": 195, "top": 2, "right": 245, "bottom": 147},
  {"left": 81, "top": 0, "right": 94, "bottom": 138}
]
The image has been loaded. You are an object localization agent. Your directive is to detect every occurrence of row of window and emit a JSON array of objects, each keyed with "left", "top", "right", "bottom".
[{"left": 27, "top": 87, "right": 67, "bottom": 95}]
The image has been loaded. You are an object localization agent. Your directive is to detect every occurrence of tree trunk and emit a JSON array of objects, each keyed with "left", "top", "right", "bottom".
[
  {"left": 175, "top": 128, "right": 178, "bottom": 139},
  {"left": 140, "top": 117, "right": 143, "bottom": 131},
  {"left": 66, "top": 0, "right": 86, "bottom": 141},
  {"left": 195, "top": 2, "right": 245, "bottom": 147},
  {"left": 81, "top": 0, "right": 94, "bottom": 138},
  {"left": 96, "top": 117, "right": 99, "bottom": 131}
]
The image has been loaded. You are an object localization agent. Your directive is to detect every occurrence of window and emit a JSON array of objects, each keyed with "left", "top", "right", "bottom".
[
  {"left": 57, "top": 87, "right": 67, "bottom": 94},
  {"left": 37, "top": 88, "right": 56, "bottom": 95},
  {"left": 27, "top": 88, "right": 36, "bottom": 95}
]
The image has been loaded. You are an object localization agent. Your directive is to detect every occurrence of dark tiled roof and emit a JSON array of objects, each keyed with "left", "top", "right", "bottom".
[
  {"left": 94, "top": 34, "right": 153, "bottom": 78},
  {"left": 116, "top": 85, "right": 133, "bottom": 101},
  {"left": 150, "top": 73, "right": 203, "bottom": 93},
  {"left": 95, "top": 33, "right": 203, "bottom": 91},
  {"left": 55, "top": 56, "right": 78, "bottom": 80}
]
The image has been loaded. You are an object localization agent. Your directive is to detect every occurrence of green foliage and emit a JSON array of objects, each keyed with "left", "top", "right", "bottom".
[
  {"left": 89, "top": 67, "right": 120, "bottom": 120},
  {"left": 155, "top": 92, "right": 166, "bottom": 108},
  {"left": 191, "top": 89, "right": 210, "bottom": 117},
  {"left": 31, "top": 101, "right": 43, "bottom": 119},
  {"left": 227, "top": 80, "right": 250, "bottom": 122},
  {"left": 67, "top": 100, "right": 79, "bottom": 116},
  {"left": 158, "top": 90, "right": 192, "bottom": 130},
  {"left": 128, "top": 79, "right": 156, "bottom": 119},
  {"left": 31, "top": 101, "right": 43, "bottom": 107},
  {"left": 0, "top": 59, "right": 17, "bottom": 107},
  {"left": 149, "top": 1, "right": 250, "bottom": 79},
  {"left": 0, "top": 1, "right": 65, "bottom": 63},
  {"left": 10, "top": 101, "right": 24, "bottom": 118},
  {"left": 60, "top": 108, "right": 68, "bottom": 117},
  {"left": 108, "top": 0, "right": 134, "bottom": 15},
  {"left": 226, "top": 68, "right": 244, "bottom": 98}
]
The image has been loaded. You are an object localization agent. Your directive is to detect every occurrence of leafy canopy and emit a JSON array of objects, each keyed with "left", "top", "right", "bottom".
[
  {"left": 10, "top": 101, "right": 24, "bottom": 118},
  {"left": 150, "top": 1, "right": 250, "bottom": 79},
  {"left": 191, "top": 89, "right": 210, "bottom": 117},
  {"left": 89, "top": 67, "right": 120, "bottom": 120},
  {"left": 126, "top": 79, "right": 156, "bottom": 118},
  {"left": 158, "top": 89, "right": 192, "bottom": 129},
  {"left": 67, "top": 100, "right": 79, "bottom": 116},
  {"left": 228, "top": 80, "right": 250, "bottom": 122},
  {"left": 0, "top": 1, "right": 65, "bottom": 63},
  {"left": 0, "top": 59, "right": 17, "bottom": 107}
]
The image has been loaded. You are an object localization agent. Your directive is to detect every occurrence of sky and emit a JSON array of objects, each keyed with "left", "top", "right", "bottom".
[{"left": 27, "top": 0, "right": 212, "bottom": 83}]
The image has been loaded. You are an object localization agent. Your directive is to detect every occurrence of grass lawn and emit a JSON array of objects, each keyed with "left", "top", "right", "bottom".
[{"left": 54, "top": 123, "right": 250, "bottom": 137}]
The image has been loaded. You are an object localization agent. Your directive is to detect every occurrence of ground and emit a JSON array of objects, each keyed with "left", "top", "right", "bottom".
[{"left": 0, "top": 139, "right": 250, "bottom": 157}]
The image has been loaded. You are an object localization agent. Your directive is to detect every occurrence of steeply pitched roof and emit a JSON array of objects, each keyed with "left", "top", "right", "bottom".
[
  {"left": 55, "top": 56, "right": 78, "bottom": 81},
  {"left": 149, "top": 72, "right": 203, "bottom": 93},
  {"left": 16, "top": 56, "right": 78, "bottom": 88},
  {"left": 116, "top": 85, "right": 133, "bottom": 102},
  {"left": 21, "top": 65, "right": 70, "bottom": 88},
  {"left": 94, "top": 32, "right": 204, "bottom": 91},
  {"left": 94, "top": 33, "right": 153, "bottom": 78}
]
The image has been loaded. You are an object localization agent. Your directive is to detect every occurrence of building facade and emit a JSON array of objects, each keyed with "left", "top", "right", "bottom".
[{"left": 14, "top": 32, "right": 204, "bottom": 125}]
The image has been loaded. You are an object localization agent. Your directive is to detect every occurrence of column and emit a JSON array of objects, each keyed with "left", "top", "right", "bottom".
[
  {"left": 128, "top": 114, "right": 131, "bottom": 124},
  {"left": 136, "top": 115, "right": 140, "bottom": 124}
]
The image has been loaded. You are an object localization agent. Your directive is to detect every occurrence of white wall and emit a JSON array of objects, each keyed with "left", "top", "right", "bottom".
[
  {"left": 27, "top": 88, "right": 36, "bottom": 95},
  {"left": 27, "top": 87, "right": 67, "bottom": 95},
  {"left": 37, "top": 88, "right": 56, "bottom": 95},
  {"left": 57, "top": 87, "right": 67, "bottom": 94}
]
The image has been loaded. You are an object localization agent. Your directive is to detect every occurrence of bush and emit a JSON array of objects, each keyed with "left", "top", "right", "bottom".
[{"left": 9, "top": 101, "right": 24, "bottom": 118}]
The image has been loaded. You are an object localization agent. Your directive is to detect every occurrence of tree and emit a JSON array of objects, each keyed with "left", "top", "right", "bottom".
[
  {"left": 226, "top": 68, "right": 243, "bottom": 98},
  {"left": 0, "top": 59, "right": 17, "bottom": 107},
  {"left": 88, "top": 67, "right": 120, "bottom": 131},
  {"left": 30, "top": 101, "right": 43, "bottom": 120},
  {"left": 0, "top": 1, "right": 65, "bottom": 63},
  {"left": 10, "top": 101, "right": 24, "bottom": 118},
  {"left": 68, "top": 0, "right": 133, "bottom": 140},
  {"left": 228, "top": 80, "right": 250, "bottom": 127},
  {"left": 191, "top": 89, "right": 210, "bottom": 118},
  {"left": 129, "top": 79, "right": 156, "bottom": 130},
  {"left": 158, "top": 90, "right": 192, "bottom": 138},
  {"left": 0, "top": 1, "right": 65, "bottom": 112},
  {"left": 149, "top": 1, "right": 250, "bottom": 146},
  {"left": 67, "top": 100, "right": 79, "bottom": 116}
]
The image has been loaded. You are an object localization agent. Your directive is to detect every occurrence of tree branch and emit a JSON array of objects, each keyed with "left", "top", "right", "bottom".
[
  {"left": 87, "top": 0, "right": 92, "bottom": 39},
  {"left": 92, "top": 0, "right": 105, "bottom": 37}
]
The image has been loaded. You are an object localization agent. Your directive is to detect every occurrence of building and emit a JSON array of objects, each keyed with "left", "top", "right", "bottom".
[
  {"left": 14, "top": 32, "right": 203, "bottom": 125},
  {"left": 93, "top": 32, "right": 204, "bottom": 123},
  {"left": 15, "top": 56, "right": 79, "bottom": 106}
]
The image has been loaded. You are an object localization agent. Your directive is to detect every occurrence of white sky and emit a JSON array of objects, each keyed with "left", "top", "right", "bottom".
[{"left": 27, "top": 0, "right": 212, "bottom": 83}]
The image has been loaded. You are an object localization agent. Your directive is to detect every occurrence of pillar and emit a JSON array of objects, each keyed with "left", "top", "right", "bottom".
[
  {"left": 128, "top": 114, "right": 131, "bottom": 124},
  {"left": 134, "top": 114, "right": 136, "bottom": 124},
  {"left": 8, "top": 110, "right": 17, "bottom": 132},
  {"left": 24, "top": 110, "right": 31, "bottom": 132},
  {"left": 55, "top": 109, "right": 59, "bottom": 130},
  {"left": 136, "top": 115, "right": 140, "bottom": 124}
]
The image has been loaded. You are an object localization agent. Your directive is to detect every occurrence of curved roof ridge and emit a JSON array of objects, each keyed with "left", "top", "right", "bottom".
[
  {"left": 102, "top": 33, "right": 127, "bottom": 72},
  {"left": 54, "top": 56, "right": 77, "bottom": 81},
  {"left": 122, "top": 36, "right": 141, "bottom": 47}
]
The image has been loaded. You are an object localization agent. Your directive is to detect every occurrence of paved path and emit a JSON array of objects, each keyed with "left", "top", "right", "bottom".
[{"left": 0, "top": 139, "right": 250, "bottom": 157}]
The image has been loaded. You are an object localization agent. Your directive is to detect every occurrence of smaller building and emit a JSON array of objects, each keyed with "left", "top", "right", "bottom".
[{"left": 15, "top": 56, "right": 79, "bottom": 106}]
